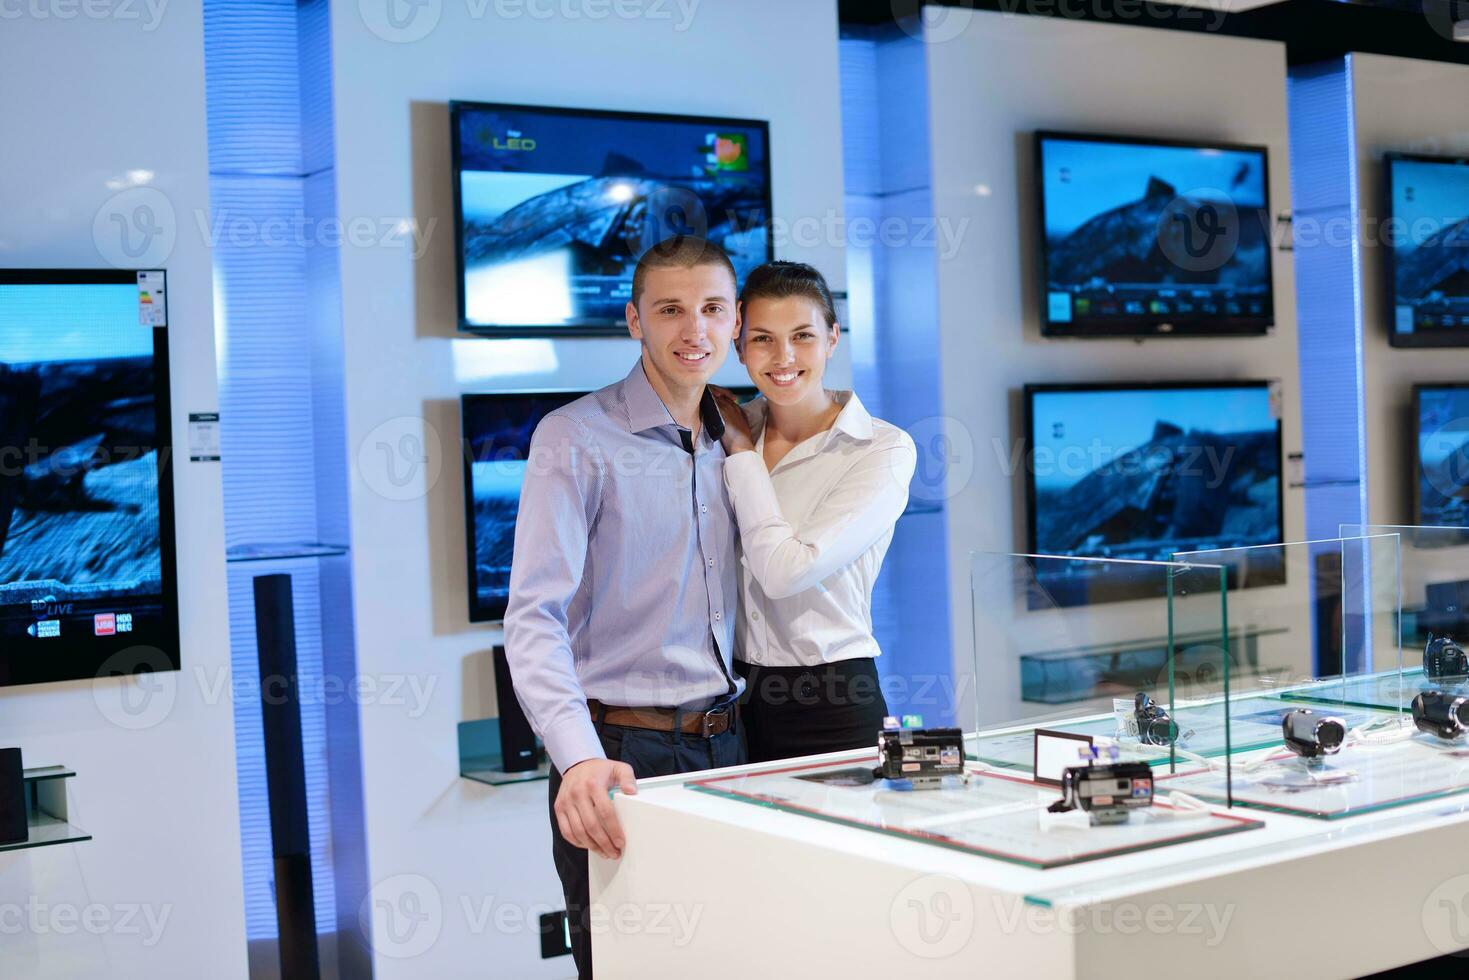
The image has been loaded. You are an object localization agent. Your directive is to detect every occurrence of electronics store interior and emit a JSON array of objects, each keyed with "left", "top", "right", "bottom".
[{"left": 14, "top": 1, "right": 1469, "bottom": 978}]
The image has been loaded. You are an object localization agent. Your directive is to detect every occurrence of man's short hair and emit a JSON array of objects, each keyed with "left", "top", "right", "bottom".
[{"left": 630, "top": 237, "right": 738, "bottom": 307}]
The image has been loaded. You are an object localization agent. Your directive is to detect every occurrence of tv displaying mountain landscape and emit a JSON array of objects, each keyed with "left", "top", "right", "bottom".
[
  {"left": 0, "top": 269, "right": 179, "bottom": 686},
  {"left": 1024, "top": 381, "right": 1284, "bottom": 607},
  {"left": 452, "top": 101, "right": 771, "bottom": 335},
  {"left": 1387, "top": 155, "right": 1469, "bottom": 347},
  {"left": 1036, "top": 132, "right": 1273, "bottom": 338}
]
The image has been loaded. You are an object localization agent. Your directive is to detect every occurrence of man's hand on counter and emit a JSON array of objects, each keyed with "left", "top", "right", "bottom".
[{"left": 556, "top": 758, "right": 638, "bottom": 859}]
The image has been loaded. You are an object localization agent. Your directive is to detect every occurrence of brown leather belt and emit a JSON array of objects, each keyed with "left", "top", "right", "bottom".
[{"left": 588, "top": 699, "right": 733, "bottom": 738}]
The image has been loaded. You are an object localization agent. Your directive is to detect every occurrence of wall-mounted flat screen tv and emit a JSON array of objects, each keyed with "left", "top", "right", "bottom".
[
  {"left": 1386, "top": 154, "right": 1469, "bottom": 348},
  {"left": 451, "top": 100, "right": 772, "bottom": 336},
  {"left": 1024, "top": 381, "right": 1284, "bottom": 607},
  {"left": 1035, "top": 132, "right": 1273, "bottom": 338},
  {"left": 463, "top": 385, "right": 759, "bottom": 622},
  {"left": 1413, "top": 384, "right": 1469, "bottom": 525},
  {"left": 0, "top": 269, "right": 179, "bottom": 686}
]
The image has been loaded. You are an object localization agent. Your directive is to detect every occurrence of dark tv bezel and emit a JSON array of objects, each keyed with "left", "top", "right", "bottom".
[
  {"left": 462, "top": 383, "right": 760, "bottom": 623},
  {"left": 1384, "top": 153, "right": 1469, "bottom": 349},
  {"left": 1411, "top": 382, "right": 1469, "bottom": 526},
  {"left": 450, "top": 99, "right": 775, "bottom": 338},
  {"left": 0, "top": 268, "right": 181, "bottom": 687},
  {"left": 1021, "top": 380, "right": 1286, "bottom": 605},
  {"left": 1033, "top": 130, "right": 1276, "bottom": 339}
]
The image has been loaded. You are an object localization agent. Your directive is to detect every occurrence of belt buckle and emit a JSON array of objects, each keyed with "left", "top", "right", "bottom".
[{"left": 701, "top": 705, "right": 729, "bottom": 738}]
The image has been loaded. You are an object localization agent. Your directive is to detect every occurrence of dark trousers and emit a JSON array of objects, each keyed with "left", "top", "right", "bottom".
[
  {"left": 735, "top": 657, "right": 889, "bottom": 764},
  {"left": 548, "top": 718, "right": 744, "bottom": 980}
]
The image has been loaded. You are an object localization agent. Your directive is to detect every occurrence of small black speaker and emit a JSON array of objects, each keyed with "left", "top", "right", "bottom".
[
  {"left": 0, "top": 747, "right": 26, "bottom": 846},
  {"left": 494, "top": 646, "right": 540, "bottom": 773}
]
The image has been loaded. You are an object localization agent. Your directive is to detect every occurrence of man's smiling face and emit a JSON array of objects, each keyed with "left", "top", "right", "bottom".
[{"left": 626, "top": 263, "right": 741, "bottom": 396}]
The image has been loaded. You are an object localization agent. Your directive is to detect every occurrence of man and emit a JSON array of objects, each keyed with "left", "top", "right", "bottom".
[{"left": 503, "top": 237, "right": 746, "bottom": 979}]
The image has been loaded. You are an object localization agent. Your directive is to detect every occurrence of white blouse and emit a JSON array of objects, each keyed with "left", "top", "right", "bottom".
[{"left": 723, "top": 391, "right": 916, "bottom": 667}]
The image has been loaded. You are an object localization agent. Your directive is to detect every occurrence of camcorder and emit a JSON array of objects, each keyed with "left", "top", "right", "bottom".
[
  {"left": 1050, "top": 752, "right": 1155, "bottom": 825},
  {"left": 1412, "top": 691, "right": 1469, "bottom": 741},
  {"left": 1281, "top": 708, "right": 1347, "bottom": 760},
  {"left": 875, "top": 726, "right": 965, "bottom": 787}
]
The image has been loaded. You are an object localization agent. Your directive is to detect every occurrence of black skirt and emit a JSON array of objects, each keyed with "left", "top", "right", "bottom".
[{"left": 735, "top": 657, "right": 889, "bottom": 765}]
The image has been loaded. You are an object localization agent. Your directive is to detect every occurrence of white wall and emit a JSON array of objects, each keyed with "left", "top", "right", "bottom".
[
  {"left": 917, "top": 13, "right": 1307, "bottom": 724},
  {"left": 1351, "top": 53, "right": 1469, "bottom": 528},
  {"left": 326, "top": 2, "right": 848, "bottom": 975},
  {"left": 0, "top": 6, "right": 248, "bottom": 979}
]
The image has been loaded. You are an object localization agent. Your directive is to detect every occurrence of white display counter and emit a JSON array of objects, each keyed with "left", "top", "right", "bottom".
[{"left": 590, "top": 741, "right": 1469, "bottom": 978}]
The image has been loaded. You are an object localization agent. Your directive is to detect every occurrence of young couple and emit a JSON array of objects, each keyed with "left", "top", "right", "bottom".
[{"left": 503, "top": 237, "right": 916, "bottom": 978}]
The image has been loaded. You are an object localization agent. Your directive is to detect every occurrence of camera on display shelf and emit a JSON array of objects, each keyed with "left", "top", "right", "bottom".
[
  {"left": 1423, "top": 634, "right": 1469, "bottom": 685},
  {"left": 1134, "top": 692, "right": 1180, "bottom": 746},
  {"left": 1412, "top": 691, "right": 1469, "bottom": 741},
  {"left": 1048, "top": 745, "right": 1154, "bottom": 826},
  {"left": 1281, "top": 708, "right": 1347, "bottom": 760},
  {"left": 875, "top": 716, "right": 965, "bottom": 789}
]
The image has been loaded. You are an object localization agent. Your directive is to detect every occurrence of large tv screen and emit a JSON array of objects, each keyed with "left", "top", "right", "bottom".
[
  {"left": 1414, "top": 384, "right": 1469, "bottom": 526},
  {"left": 1036, "top": 132, "right": 1273, "bottom": 338},
  {"left": 1024, "top": 381, "right": 1284, "bottom": 607},
  {"left": 451, "top": 101, "right": 772, "bottom": 335},
  {"left": 463, "top": 386, "right": 758, "bottom": 622},
  {"left": 0, "top": 269, "right": 179, "bottom": 686},
  {"left": 1387, "top": 155, "right": 1469, "bottom": 348}
]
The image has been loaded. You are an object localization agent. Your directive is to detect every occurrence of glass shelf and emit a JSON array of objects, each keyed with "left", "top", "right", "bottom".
[
  {"left": 226, "top": 542, "right": 349, "bottom": 563},
  {"left": 458, "top": 718, "right": 550, "bottom": 786},
  {"left": 1, "top": 766, "right": 89, "bottom": 853},
  {"left": 4, "top": 813, "right": 92, "bottom": 852}
]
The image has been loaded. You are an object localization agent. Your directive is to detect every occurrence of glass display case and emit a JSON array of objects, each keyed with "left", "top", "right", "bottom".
[
  {"left": 1154, "top": 533, "right": 1469, "bottom": 818},
  {"left": 967, "top": 552, "right": 1232, "bottom": 777}
]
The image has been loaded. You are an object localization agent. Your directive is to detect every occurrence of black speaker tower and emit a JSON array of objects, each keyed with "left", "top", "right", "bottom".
[
  {"left": 254, "top": 574, "right": 320, "bottom": 980},
  {"left": 0, "top": 747, "right": 24, "bottom": 846},
  {"left": 494, "top": 646, "right": 541, "bottom": 772}
]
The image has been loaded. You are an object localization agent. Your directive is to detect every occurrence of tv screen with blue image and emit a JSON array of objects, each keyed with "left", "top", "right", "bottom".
[
  {"left": 1024, "top": 382, "right": 1284, "bottom": 607},
  {"left": 1036, "top": 132, "right": 1273, "bottom": 337},
  {"left": 1387, "top": 155, "right": 1469, "bottom": 347},
  {"left": 1415, "top": 385, "right": 1469, "bottom": 526},
  {"left": 463, "top": 385, "right": 759, "bottom": 622},
  {"left": 0, "top": 269, "right": 178, "bottom": 686},
  {"left": 452, "top": 101, "right": 772, "bottom": 335}
]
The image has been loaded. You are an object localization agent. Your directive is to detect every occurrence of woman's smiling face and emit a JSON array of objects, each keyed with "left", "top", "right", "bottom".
[{"left": 738, "top": 295, "right": 839, "bottom": 407}]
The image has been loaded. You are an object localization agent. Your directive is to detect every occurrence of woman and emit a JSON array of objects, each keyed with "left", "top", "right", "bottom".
[{"left": 711, "top": 261, "right": 917, "bottom": 764}]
